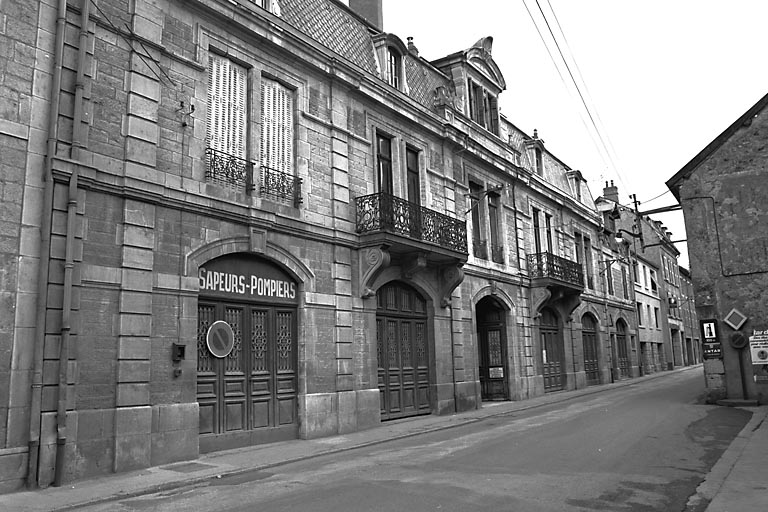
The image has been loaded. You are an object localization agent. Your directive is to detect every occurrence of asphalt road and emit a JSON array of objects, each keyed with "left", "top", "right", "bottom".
[{"left": 79, "top": 371, "right": 751, "bottom": 512}]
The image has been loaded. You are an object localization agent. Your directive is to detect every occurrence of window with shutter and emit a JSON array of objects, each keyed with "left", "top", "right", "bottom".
[
  {"left": 259, "top": 78, "right": 301, "bottom": 206},
  {"left": 206, "top": 54, "right": 248, "bottom": 189},
  {"left": 260, "top": 78, "right": 294, "bottom": 174}
]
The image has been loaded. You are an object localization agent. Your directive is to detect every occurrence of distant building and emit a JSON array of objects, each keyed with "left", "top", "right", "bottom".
[
  {"left": 668, "top": 93, "right": 768, "bottom": 404},
  {"left": 596, "top": 181, "right": 700, "bottom": 373}
]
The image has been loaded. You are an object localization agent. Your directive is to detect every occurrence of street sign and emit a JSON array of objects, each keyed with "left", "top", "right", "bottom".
[
  {"left": 701, "top": 319, "right": 722, "bottom": 360},
  {"left": 749, "top": 330, "right": 768, "bottom": 365},
  {"left": 207, "top": 320, "right": 235, "bottom": 358}
]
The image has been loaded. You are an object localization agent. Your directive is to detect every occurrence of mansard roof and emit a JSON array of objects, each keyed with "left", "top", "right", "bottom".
[{"left": 279, "top": 0, "right": 379, "bottom": 74}]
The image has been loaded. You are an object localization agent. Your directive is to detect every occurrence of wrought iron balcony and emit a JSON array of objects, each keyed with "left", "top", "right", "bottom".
[
  {"left": 355, "top": 193, "right": 468, "bottom": 254},
  {"left": 259, "top": 165, "right": 303, "bottom": 207},
  {"left": 527, "top": 252, "right": 584, "bottom": 289},
  {"left": 204, "top": 149, "right": 302, "bottom": 207},
  {"left": 205, "top": 147, "right": 252, "bottom": 191}
]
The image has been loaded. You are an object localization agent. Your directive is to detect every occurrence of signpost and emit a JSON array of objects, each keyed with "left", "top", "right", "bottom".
[{"left": 700, "top": 319, "right": 722, "bottom": 360}]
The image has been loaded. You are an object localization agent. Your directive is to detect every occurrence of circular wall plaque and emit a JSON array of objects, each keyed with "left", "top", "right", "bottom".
[{"left": 207, "top": 321, "right": 234, "bottom": 358}]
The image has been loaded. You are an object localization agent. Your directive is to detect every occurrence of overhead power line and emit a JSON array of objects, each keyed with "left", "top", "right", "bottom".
[{"left": 522, "top": 0, "right": 629, "bottom": 193}]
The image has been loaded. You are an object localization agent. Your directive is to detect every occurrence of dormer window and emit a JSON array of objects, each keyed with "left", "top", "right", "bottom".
[
  {"left": 387, "top": 47, "right": 402, "bottom": 89},
  {"left": 467, "top": 78, "right": 499, "bottom": 135}
]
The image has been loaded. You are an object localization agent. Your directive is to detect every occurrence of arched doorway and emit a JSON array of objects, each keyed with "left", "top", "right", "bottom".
[
  {"left": 196, "top": 254, "right": 299, "bottom": 452},
  {"left": 616, "top": 319, "right": 630, "bottom": 379},
  {"left": 581, "top": 313, "right": 600, "bottom": 386},
  {"left": 477, "top": 296, "right": 508, "bottom": 400},
  {"left": 377, "top": 281, "right": 430, "bottom": 420},
  {"left": 540, "top": 307, "right": 565, "bottom": 392}
]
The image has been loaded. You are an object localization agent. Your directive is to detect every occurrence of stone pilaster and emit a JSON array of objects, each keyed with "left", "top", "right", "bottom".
[{"left": 113, "top": 200, "right": 154, "bottom": 472}]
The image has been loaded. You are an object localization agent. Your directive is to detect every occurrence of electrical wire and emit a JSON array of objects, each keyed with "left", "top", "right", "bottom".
[
  {"left": 524, "top": 0, "right": 628, "bottom": 191},
  {"left": 543, "top": 0, "right": 626, "bottom": 186},
  {"left": 519, "top": 0, "right": 610, "bottom": 178}
]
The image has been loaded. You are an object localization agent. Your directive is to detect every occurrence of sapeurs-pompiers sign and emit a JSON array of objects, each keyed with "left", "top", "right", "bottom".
[{"left": 198, "top": 254, "right": 298, "bottom": 304}]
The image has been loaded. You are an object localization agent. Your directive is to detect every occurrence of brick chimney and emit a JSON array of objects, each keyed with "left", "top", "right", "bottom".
[
  {"left": 349, "top": 0, "right": 383, "bottom": 31},
  {"left": 603, "top": 180, "right": 619, "bottom": 203}
]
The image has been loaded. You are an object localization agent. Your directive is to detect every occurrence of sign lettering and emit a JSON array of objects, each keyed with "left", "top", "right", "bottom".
[{"left": 199, "top": 268, "right": 296, "bottom": 299}]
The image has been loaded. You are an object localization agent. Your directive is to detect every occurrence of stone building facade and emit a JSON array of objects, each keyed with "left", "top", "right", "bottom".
[
  {"left": 1, "top": 0, "right": 643, "bottom": 491},
  {"left": 668, "top": 92, "right": 768, "bottom": 404}
]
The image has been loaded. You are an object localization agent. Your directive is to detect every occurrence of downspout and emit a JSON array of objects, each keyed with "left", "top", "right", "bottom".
[
  {"left": 28, "top": 0, "right": 67, "bottom": 489},
  {"left": 53, "top": 0, "right": 89, "bottom": 487}
]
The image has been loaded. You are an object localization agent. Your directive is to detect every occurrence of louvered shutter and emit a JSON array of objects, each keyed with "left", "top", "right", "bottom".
[
  {"left": 206, "top": 54, "right": 247, "bottom": 159},
  {"left": 260, "top": 78, "right": 294, "bottom": 174}
]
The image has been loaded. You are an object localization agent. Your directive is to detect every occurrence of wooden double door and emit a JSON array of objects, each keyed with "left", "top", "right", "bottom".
[
  {"left": 197, "top": 300, "right": 298, "bottom": 452},
  {"left": 541, "top": 307, "right": 566, "bottom": 392},
  {"left": 377, "top": 282, "right": 431, "bottom": 421},
  {"left": 582, "top": 314, "right": 600, "bottom": 385}
]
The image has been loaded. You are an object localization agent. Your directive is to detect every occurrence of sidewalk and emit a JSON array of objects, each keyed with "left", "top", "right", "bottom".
[{"left": 0, "top": 366, "right": 762, "bottom": 511}]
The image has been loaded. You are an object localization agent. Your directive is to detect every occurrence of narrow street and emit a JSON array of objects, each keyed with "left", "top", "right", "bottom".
[{"left": 75, "top": 370, "right": 750, "bottom": 512}]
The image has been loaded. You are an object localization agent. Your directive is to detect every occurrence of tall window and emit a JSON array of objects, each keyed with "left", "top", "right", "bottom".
[
  {"left": 406, "top": 147, "right": 420, "bottom": 205},
  {"left": 467, "top": 79, "right": 499, "bottom": 135},
  {"left": 545, "top": 214, "right": 553, "bottom": 252},
  {"left": 387, "top": 48, "right": 402, "bottom": 90},
  {"left": 376, "top": 133, "right": 393, "bottom": 195},
  {"left": 207, "top": 54, "right": 247, "bottom": 160},
  {"left": 535, "top": 147, "right": 543, "bottom": 175},
  {"left": 636, "top": 302, "right": 644, "bottom": 326},
  {"left": 621, "top": 267, "right": 629, "bottom": 299},
  {"left": 533, "top": 207, "right": 542, "bottom": 254},
  {"left": 606, "top": 260, "right": 614, "bottom": 295},
  {"left": 488, "top": 192, "right": 503, "bottom": 263},
  {"left": 470, "top": 182, "right": 486, "bottom": 259},
  {"left": 584, "top": 236, "right": 594, "bottom": 290},
  {"left": 260, "top": 77, "right": 294, "bottom": 175}
]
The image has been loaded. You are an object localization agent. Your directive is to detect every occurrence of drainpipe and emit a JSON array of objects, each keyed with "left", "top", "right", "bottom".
[
  {"left": 52, "top": 0, "right": 89, "bottom": 487},
  {"left": 28, "top": 0, "right": 67, "bottom": 489},
  {"left": 53, "top": 166, "right": 78, "bottom": 487}
]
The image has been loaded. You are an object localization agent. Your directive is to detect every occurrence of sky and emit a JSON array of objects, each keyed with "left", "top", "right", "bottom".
[{"left": 381, "top": 0, "right": 768, "bottom": 268}]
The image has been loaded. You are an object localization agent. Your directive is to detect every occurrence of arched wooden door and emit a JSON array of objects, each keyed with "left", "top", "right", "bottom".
[
  {"left": 477, "top": 297, "right": 508, "bottom": 400},
  {"left": 377, "top": 281, "right": 430, "bottom": 420},
  {"left": 616, "top": 319, "right": 630, "bottom": 378},
  {"left": 582, "top": 314, "right": 600, "bottom": 385},
  {"left": 540, "top": 307, "right": 565, "bottom": 392}
]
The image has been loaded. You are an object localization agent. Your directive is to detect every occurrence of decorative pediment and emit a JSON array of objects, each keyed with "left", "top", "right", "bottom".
[{"left": 466, "top": 36, "right": 506, "bottom": 91}]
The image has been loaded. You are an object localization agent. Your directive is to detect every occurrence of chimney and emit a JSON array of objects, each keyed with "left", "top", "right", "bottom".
[
  {"left": 603, "top": 180, "right": 619, "bottom": 203},
  {"left": 349, "top": 0, "right": 383, "bottom": 31}
]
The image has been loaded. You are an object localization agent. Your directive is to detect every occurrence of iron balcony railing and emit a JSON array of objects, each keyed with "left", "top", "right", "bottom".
[
  {"left": 527, "top": 251, "right": 584, "bottom": 288},
  {"left": 259, "top": 165, "right": 303, "bottom": 207},
  {"left": 355, "top": 193, "right": 468, "bottom": 253},
  {"left": 205, "top": 147, "right": 251, "bottom": 191},
  {"left": 205, "top": 148, "right": 302, "bottom": 207}
]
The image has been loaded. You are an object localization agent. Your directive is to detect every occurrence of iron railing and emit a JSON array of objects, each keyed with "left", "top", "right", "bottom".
[
  {"left": 355, "top": 193, "right": 468, "bottom": 253},
  {"left": 205, "top": 149, "right": 302, "bottom": 207},
  {"left": 260, "top": 165, "right": 303, "bottom": 207},
  {"left": 527, "top": 252, "right": 584, "bottom": 287},
  {"left": 205, "top": 147, "right": 252, "bottom": 191}
]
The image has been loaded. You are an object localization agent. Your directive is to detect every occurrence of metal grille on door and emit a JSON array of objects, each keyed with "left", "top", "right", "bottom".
[{"left": 197, "top": 302, "right": 297, "bottom": 447}]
